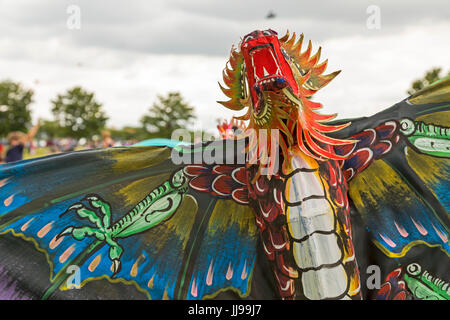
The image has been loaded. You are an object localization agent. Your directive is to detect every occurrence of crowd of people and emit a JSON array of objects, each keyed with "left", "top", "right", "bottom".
[{"left": 0, "top": 125, "right": 138, "bottom": 165}]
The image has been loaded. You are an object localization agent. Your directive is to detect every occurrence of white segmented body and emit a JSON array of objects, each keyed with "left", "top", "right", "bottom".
[
  {"left": 293, "top": 233, "right": 342, "bottom": 269},
  {"left": 287, "top": 198, "right": 335, "bottom": 240},
  {"left": 301, "top": 265, "right": 348, "bottom": 300},
  {"left": 285, "top": 154, "right": 349, "bottom": 299}
]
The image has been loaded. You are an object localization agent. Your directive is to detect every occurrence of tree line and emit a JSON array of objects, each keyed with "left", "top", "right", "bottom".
[
  {"left": 0, "top": 82, "right": 197, "bottom": 142},
  {"left": 1, "top": 67, "right": 448, "bottom": 142}
]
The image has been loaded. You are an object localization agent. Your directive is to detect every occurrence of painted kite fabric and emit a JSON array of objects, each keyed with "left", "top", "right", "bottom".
[{"left": 0, "top": 29, "right": 449, "bottom": 300}]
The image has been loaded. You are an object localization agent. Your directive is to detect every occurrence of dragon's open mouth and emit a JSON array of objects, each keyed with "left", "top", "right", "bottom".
[
  {"left": 241, "top": 30, "right": 299, "bottom": 116},
  {"left": 249, "top": 44, "right": 284, "bottom": 85}
]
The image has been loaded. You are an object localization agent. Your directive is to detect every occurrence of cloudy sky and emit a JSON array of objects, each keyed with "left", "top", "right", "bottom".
[{"left": 0, "top": 0, "right": 449, "bottom": 133}]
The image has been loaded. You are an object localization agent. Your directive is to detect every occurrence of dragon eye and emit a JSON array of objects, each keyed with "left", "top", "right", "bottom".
[{"left": 263, "top": 30, "right": 272, "bottom": 36}]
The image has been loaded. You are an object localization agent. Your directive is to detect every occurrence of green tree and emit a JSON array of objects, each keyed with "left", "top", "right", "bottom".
[
  {"left": 109, "top": 126, "right": 148, "bottom": 141},
  {"left": 408, "top": 67, "right": 450, "bottom": 95},
  {"left": 51, "top": 86, "right": 108, "bottom": 139},
  {"left": 141, "top": 92, "right": 196, "bottom": 139},
  {"left": 0, "top": 80, "right": 34, "bottom": 137},
  {"left": 38, "top": 120, "right": 64, "bottom": 139}
]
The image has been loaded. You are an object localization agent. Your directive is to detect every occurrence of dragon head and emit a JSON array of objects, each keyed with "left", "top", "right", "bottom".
[{"left": 218, "top": 29, "right": 355, "bottom": 169}]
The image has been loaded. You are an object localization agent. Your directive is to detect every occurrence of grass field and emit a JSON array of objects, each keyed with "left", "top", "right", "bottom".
[
  {"left": 23, "top": 147, "right": 52, "bottom": 160},
  {"left": 23, "top": 147, "right": 86, "bottom": 160}
]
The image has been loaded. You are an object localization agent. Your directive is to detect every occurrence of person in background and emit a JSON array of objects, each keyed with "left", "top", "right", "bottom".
[
  {"left": 101, "top": 130, "right": 114, "bottom": 148},
  {"left": 5, "top": 121, "right": 40, "bottom": 163}
]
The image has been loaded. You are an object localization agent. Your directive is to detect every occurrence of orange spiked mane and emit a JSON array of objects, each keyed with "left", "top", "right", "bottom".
[{"left": 217, "top": 30, "right": 356, "bottom": 168}]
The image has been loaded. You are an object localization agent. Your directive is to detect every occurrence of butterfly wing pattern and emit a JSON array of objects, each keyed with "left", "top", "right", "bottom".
[
  {"left": 0, "top": 144, "right": 260, "bottom": 300},
  {"left": 331, "top": 77, "right": 450, "bottom": 299}
]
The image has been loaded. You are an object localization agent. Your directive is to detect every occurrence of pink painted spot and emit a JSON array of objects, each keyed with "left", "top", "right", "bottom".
[
  {"left": 37, "top": 221, "right": 54, "bottom": 238},
  {"left": 0, "top": 178, "right": 8, "bottom": 188},
  {"left": 431, "top": 224, "right": 448, "bottom": 243},
  {"left": 226, "top": 263, "right": 233, "bottom": 280},
  {"left": 88, "top": 254, "right": 101, "bottom": 272},
  {"left": 130, "top": 255, "right": 145, "bottom": 277},
  {"left": 394, "top": 221, "right": 409, "bottom": 238},
  {"left": 4, "top": 194, "right": 14, "bottom": 207},
  {"left": 147, "top": 274, "right": 155, "bottom": 289},
  {"left": 49, "top": 235, "right": 64, "bottom": 249},
  {"left": 190, "top": 277, "right": 198, "bottom": 298},
  {"left": 59, "top": 244, "right": 76, "bottom": 263},
  {"left": 411, "top": 218, "right": 428, "bottom": 236},
  {"left": 206, "top": 260, "right": 214, "bottom": 286},
  {"left": 379, "top": 233, "right": 396, "bottom": 248},
  {"left": 20, "top": 218, "right": 34, "bottom": 232},
  {"left": 241, "top": 261, "right": 248, "bottom": 280}
]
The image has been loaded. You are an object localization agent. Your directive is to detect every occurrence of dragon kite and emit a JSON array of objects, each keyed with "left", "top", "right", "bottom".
[{"left": 0, "top": 29, "right": 449, "bottom": 300}]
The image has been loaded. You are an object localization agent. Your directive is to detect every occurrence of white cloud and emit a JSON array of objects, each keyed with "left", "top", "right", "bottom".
[
  {"left": 316, "top": 21, "right": 450, "bottom": 120},
  {"left": 0, "top": 1, "right": 448, "bottom": 134}
]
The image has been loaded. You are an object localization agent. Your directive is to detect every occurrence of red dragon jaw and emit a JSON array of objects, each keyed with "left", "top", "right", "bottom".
[
  {"left": 241, "top": 29, "right": 298, "bottom": 114},
  {"left": 218, "top": 29, "right": 356, "bottom": 170}
]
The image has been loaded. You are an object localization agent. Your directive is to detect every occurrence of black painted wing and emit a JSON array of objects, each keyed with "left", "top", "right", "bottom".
[
  {"left": 332, "top": 76, "right": 450, "bottom": 299},
  {"left": 0, "top": 145, "right": 260, "bottom": 300}
]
